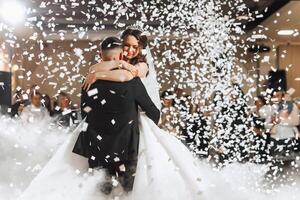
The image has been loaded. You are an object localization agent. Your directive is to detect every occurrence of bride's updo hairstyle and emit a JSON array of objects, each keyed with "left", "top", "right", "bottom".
[{"left": 121, "top": 28, "right": 148, "bottom": 65}]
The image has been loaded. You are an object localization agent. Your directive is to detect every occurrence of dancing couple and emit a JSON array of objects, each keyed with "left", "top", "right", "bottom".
[{"left": 19, "top": 28, "right": 204, "bottom": 200}]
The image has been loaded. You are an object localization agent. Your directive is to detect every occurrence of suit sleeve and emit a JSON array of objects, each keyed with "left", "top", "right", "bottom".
[
  {"left": 81, "top": 88, "right": 89, "bottom": 120},
  {"left": 134, "top": 78, "right": 160, "bottom": 124},
  {"left": 73, "top": 87, "right": 91, "bottom": 158}
]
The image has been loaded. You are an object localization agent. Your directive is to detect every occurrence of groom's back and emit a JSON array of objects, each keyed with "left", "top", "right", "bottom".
[
  {"left": 82, "top": 79, "right": 138, "bottom": 132},
  {"left": 80, "top": 78, "right": 138, "bottom": 166},
  {"left": 76, "top": 77, "right": 159, "bottom": 167}
]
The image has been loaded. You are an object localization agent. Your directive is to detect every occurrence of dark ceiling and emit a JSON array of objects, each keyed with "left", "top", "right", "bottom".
[
  {"left": 10, "top": 0, "right": 292, "bottom": 33},
  {"left": 243, "top": 0, "right": 291, "bottom": 31}
]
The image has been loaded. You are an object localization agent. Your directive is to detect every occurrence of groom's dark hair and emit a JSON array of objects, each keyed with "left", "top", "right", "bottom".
[{"left": 101, "top": 37, "right": 122, "bottom": 51}]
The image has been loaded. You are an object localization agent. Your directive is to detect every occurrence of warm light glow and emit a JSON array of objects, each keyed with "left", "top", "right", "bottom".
[
  {"left": 0, "top": 50, "right": 9, "bottom": 72},
  {"left": 0, "top": 1, "right": 26, "bottom": 25},
  {"left": 277, "top": 30, "right": 294, "bottom": 36},
  {"left": 0, "top": 59, "right": 4, "bottom": 70},
  {"left": 12, "top": 64, "right": 19, "bottom": 72},
  {"left": 0, "top": 60, "right": 10, "bottom": 72}
]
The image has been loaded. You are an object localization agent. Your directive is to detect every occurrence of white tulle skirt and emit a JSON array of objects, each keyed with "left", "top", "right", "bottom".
[
  {"left": 18, "top": 114, "right": 204, "bottom": 200},
  {"left": 9, "top": 115, "right": 300, "bottom": 200}
]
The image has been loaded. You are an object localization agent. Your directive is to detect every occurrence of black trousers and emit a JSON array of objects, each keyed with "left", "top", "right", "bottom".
[{"left": 105, "top": 160, "right": 138, "bottom": 192}]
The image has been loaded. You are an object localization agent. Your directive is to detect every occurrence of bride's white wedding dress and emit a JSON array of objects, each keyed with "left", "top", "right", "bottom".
[
  {"left": 19, "top": 114, "right": 204, "bottom": 200},
  {"left": 19, "top": 52, "right": 205, "bottom": 200}
]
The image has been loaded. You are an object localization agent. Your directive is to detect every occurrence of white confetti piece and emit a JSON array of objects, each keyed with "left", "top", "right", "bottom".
[
  {"left": 81, "top": 122, "right": 88, "bottom": 132},
  {"left": 22, "top": 94, "right": 29, "bottom": 100},
  {"left": 111, "top": 119, "right": 116, "bottom": 125},
  {"left": 26, "top": 71, "right": 32, "bottom": 77},
  {"left": 96, "top": 135, "right": 102, "bottom": 141},
  {"left": 119, "top": 164, "right": 126, "bottom": 172},
  {"left": 88, "top": 88, "right": 98, "bottom": 96},
  {"left": 62, "top": 109, "right": 72, "bottom": 115},
  {"left": 101, "top": 99, "right": 106, "bottom": 105},
  {"left": 83, "top": 106, "right": 92, "bottom": 113}
]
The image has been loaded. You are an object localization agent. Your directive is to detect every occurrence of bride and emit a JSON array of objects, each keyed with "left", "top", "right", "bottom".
[{"left": 19, "top": 28, "right": 204, "bottom": 200}]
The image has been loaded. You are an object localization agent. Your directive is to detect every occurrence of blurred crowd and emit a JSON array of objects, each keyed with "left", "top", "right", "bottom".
[
  {"left": 8, "top": 84, "right": 80, "bottom": 127},
  {"left": 159, "top": 85, "right": 300, "bottom": 180},
  {"left": 5, "top": 82, "right": 300, "bottom": 181}
]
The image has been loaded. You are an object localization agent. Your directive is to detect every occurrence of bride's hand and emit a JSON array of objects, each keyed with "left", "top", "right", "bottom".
[
  {"left": 119, "top": 60, "right": 138, "bottom": 77},
  {"left": 82, "top": 72, "right": 97, "bottom": 91},
  {"left": 119, "top": 60, "right": 131, "bottom": 70}
]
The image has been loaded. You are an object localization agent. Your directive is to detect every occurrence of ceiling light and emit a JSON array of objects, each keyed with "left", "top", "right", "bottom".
[
  {"left": 0, "top": 1, "right": 26, "bottom": 25},
  {"left": 277, "top": 30, "right": 294, "bottom": 36}
]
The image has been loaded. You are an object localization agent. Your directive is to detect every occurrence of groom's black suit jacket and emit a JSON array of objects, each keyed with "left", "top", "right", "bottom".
[{"left": 73, "top": 77, "right": 160, "bottom": 168}]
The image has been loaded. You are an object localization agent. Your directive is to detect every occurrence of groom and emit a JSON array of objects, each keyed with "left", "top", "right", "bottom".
[{"left": 73, "top": 37, "right": 160, "bottom": 193}]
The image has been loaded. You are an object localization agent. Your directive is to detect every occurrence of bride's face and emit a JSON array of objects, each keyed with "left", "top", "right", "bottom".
[{"left": 123, "top": 35, "right": 140, "bottom": 60}]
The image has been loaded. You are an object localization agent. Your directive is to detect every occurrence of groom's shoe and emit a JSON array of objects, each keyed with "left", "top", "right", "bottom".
[
  {"left": 99, "top": 181, "right": 113, "bottom": 195},
  {"left": 98, "top": 174, "right": 114, "bottom": 195},
  {"left": 118, "top": 175, "right": 134, "bottom": 193}
]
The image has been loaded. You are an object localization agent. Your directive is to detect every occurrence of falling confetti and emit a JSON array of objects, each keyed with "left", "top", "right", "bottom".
[{"left": 0, "top": 0, "right": 299, "bottom": 199}]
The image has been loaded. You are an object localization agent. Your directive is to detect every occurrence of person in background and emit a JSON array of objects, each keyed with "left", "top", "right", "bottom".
[
  {"left": 53, "top": 92, "right": 79, "bottom": 127},
  {"left": 42, "top": 94, "right": 54, "bottom": 117},
  {"left": 295, "top": 97, "right": 300, "bottom": 153},
  {"left": 173, "top": 85, "right": 191, "bottom": 134},
  {"left": 26, "top": 84, "right": 40, "bottom": 102},
  {"left": 265, "top": 92, "right": 300, "bottom": 182},
  {"left": 10, "top": 88, "right": 30, "bottom": 118},
  {"left": 270, "top": 93, "right": 299, "bottom": 140},
  {"left": 294, "top": 97, "right": 300, "bottom": 152},
  {"left": 183, "top": 97, "right": 211, "bottom": 157},
  {"left": 264, "top": 90, "right": 285, "bottom": 132},
  {"left": 294, "top": 97, "right": 300, "bottom": 132},
  {"left": 159, "top": 90, "right": 180, "bottom": 134},
  {"left": 211, "top": 84, "right": 251, "bottom": 164},
  {"left": 252, "top": 95, "right": 267, "bottom": 133},
  {"left": 20, "top": 91, "right": 49, "bottom": 122},
  {"left": 28, "top": 84, "right": 40, "bottom": 94},
  {"left": 249, "top": 95, "right": 270, "bottom": 163}
]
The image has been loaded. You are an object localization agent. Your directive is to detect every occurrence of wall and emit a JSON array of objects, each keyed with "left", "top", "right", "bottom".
[
  {"left": 278, "top": 44, "right": 300, "bottom": 98},
  {"left": 11, "top": 40, "right": 99, "bottom": 105},
  {"left": 238, "top": 41, "right": 300, "bottom": 99},
  {"left": 9, "top": 37, "right": 252, "bottom": 105}
]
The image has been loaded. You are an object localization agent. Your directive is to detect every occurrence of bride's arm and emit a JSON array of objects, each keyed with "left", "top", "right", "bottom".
[
  {"left": 91, "top": 60, "right": 148, "bottom": 78},
  {"left": 82, "top": 61, "right": 133, "bottom": 91},
  {"left": 83, "top": 61, "right": 148, "bottom": 90},
  {"left": 89, "top": 61, "right": 121, "bottom": 72},
  {"left": 120, "top": 61, "right": 148, "bottom": 78},
  {"left": 82, "top": 70, "right": 133, "bottom": 91}
]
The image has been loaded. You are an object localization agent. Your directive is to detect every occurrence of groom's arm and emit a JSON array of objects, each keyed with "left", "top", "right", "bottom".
[
  {"left": 133, "top": 78, "right": 160, "bottom": 124},
  {"left": 80, "top": 87, "right": 89, "bottom": 120}
]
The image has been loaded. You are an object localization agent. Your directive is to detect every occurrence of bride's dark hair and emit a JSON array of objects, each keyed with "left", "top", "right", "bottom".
[{"left": 121, "top": 28, "right": 148, "bottom": 65}]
